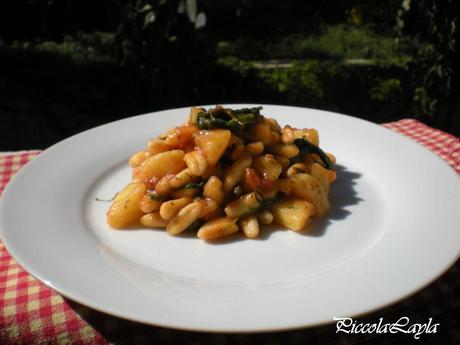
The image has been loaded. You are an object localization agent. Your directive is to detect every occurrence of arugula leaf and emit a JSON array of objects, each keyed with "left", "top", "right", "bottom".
[
  {"left": 183, "top": 180, "right": 206, "bottom": 190},
  {"left": 291, "top": 138, "right": 334, "bottom": 170},
  {"left": 193, "top": 106, "right": 262, "bottom": 132},
  {"left": 233, "top": 106, "right": 263, "bottom": 115}
]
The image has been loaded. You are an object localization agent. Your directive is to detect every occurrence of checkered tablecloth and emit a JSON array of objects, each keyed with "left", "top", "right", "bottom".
[{"left": 1, "top": 119, "right": 459, "bottom": 345}]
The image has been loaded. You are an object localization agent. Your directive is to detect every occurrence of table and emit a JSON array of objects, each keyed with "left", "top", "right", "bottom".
[{"left": 1, "top": 119, "right": 459, "bottom": 344}]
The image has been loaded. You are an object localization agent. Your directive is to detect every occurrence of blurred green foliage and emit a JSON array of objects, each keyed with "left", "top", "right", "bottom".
[
  {"left": 10, "top": 32, "right": 115, "bottom": 63},
  {"left": 217, "top": 25, "right": 403, "bottom": 61},
  {"left": 214, "top": 24, "right": 415, "bottom": 122},
  {"left": 0, "top": 0, "right": 458, "bottom": 146}
]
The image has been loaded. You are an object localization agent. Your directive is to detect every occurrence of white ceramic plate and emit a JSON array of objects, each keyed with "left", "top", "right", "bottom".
[{"left": 1, "top": 105, "right": 459, "bottom": 332}]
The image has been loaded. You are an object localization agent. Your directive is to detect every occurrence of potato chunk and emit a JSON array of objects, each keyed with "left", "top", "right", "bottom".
[
  {"left": 271, "top": 198, "right": 314, "bottom": 231},
  {"left": 107, "top": 182, "right": 147, "bottom": 228},
  {"left": 135, "top": 150, "right": 186, "bottom": 181},
  {"left": 165, "top": 125, "right": 198, "bottom": 149},
  {"left": 194, "top": 129, "right": 231, "bottom": 165},
  {"left": 253, "top": 154, "right": 282, "bottom": 181},
  {"left": 309, "top": 162, "right": 336, "bottom": 194},
  {"left": 289, "top": 173, "right": 330, "bottom": 216}
]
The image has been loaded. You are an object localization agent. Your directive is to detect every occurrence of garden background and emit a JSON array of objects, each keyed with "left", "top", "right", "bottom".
[{"left": 0, "top": 0, "right": 458, "bottom": 150}]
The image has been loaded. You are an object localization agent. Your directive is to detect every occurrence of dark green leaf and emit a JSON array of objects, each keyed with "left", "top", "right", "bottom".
[
  {"left": 233, "top": 106, "right": 263, "bottom": 115},
  {"left": 148, "top": 191, "right": 163, "bottom": 201},
  {"left": 235, "top": 114, "right": 255, "bottom": 123},
  {"left": 292, "top": 138, "right": 334, "bottom": 170},
  {"left": 192, "top": 106, "right": 262, "bottom": 133},
  {"left": 184, "top": 181, "right": 205, "bottom": 189}
]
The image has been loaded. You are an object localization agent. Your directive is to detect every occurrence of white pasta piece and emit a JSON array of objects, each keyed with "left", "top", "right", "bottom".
[
  {"left": 257, "top": 210, "right": 274, "bottom": 225},
  {"left": 203, "top": 176, "right": 224, "bottom": 204},
  {"left": 245, "top": 141, "right": 264, "bottom": 155},
  {"left": 169, "top": 168, "right": 196, "bottom": 189},
  {"left": 139, "top": 193, "right": 162, "bottom": 213},
  {"left": 223, "top": 155, "right": 253, "bottom": 192},
  {"left": 197, "top": 217, "right": 239, "bottom": 240},
  {"left": 129, "top": 151, "right": 148, "bottom": 168},
  {"left": 267, "top": 144, "right": 299, "bottom": 158},
  {"left": 240, "top": 215, "right": 260, "bottom": 239},
  {"left": 159, "top": 197, "right": 193, "bottom": 220},
  {"left": 196, "top": 198, "right": 218, "bottom": 218},
  {"left": 146, "top": 139, "right": 171, "bottom": 155},
  {"left": 167, "top": 201, "right": 202, "bottom": 235},
  {"left": 140, "top": 212, "right": 168, "bottom": 228},
  {"left": 184, "top": 150, "right": 207, "bottom": 176}
]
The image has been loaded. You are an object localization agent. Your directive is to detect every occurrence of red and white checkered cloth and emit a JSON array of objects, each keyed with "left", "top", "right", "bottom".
[
  {"left": 0, "top": 119, "right": 459, "bottom": 344},
  {"left": 382, "top": 119, "right": 460, "bottom": 173}
]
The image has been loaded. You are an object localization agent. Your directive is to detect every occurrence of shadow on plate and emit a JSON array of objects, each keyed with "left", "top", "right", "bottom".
[{"left": 290, "top": 164, "right": 363, "bottom": 238}]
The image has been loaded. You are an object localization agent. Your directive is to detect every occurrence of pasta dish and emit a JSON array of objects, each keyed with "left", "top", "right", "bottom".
[{"left": 107, "top": 106, "right": 336, "bottom": 240}]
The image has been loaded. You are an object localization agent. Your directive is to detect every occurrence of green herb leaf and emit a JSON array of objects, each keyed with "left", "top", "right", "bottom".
[
  {"left": 148, "top": 191, "right": 163, "bottom": 201},
  {"left": 235, "top": 113, "right": 255, "bottom": 123},
  {"left": 184, "top": 180, "right": 205, "bottom": 189},
  {"left": 233, "top": 106, "right": 263, "bottom": 115},
  {"left": 95, "top": 193, "right": 118, "bottom": 202},
  {"left": 291, "top": 138, "right": 334, "bottom": 170},
  {"left": 192, "top": 106, "right": 262, "bottom": 132},
  {"left": 246, "top": 193, "right": 280, "bottom": 215}
]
